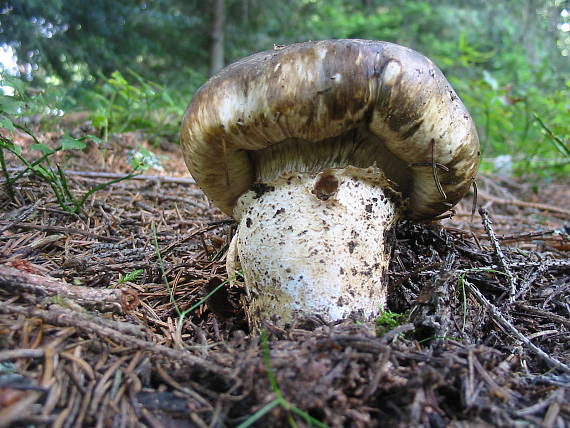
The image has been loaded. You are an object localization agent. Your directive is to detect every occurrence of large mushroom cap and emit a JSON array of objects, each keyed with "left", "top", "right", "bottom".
[{"left": 181, "top": 39, "right": 479, "bottom": 220}]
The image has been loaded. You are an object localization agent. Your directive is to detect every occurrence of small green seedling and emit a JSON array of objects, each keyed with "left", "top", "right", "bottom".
[
  {"left": 0, "top": 126, "right": 160, "bottom": 213},
  {"left": 375, "top": 310, "right": 403, "bottom": 335},
  {"left": 118, "top": 269, "right": 145, "bottom": 284}
]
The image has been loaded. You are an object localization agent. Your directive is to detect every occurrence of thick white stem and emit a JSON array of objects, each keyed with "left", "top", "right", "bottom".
[{"left": 233, "top": 167, "right": 400, "bottom": 328}]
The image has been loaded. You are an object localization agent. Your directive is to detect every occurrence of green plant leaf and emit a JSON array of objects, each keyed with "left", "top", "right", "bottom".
[
  {"left": 90, "top": 112, "right": 108, "bottom": 129},
  {"left": 82, "top": 134, "right": 103, "bottom": 145},
  {"left": 0, "top": 96, "right": 23, "bottom": 115},
  {"left": 0, "top": 114, "right": 15, "bottom": 131},
  {"left": 0, "top": 137, "right": 20, "bottom": 155},
  {"left": 60, "top": 135, "right": 87, "bottom": 151},
  {"left": 128, "top": 146, "right": 162, "bottom": 171},
  {"left": 289, "top": 406, "right": 331, "bottom": 428},
  {"left": 30, "top": 143, "right": 54, "bottom": 155},
  {"left": 109, "top": 70, "right": 128, "bottom": 86}
]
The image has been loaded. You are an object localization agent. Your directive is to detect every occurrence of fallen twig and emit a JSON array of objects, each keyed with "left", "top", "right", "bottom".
[
  {"left": 0, "top": 391, "right": 44, "bottom": 427},
  {"left": 477, "top": 189, "right": 570, "bottom": 218},
  {"left": 0, "top": 263, "right": 134, "bottom": 314},
  {"left": 514, "top": 387, "right": 563, "bottom": 417},
  {"left": 513, "top": 261, "right": 550, "bottom": 301},
  {"left": 0, "top": 199, "right": 44, "bottom": 236},
  {"left": 514, "top": 303, "right": 570, "bottom": 329},
  {"left": 479, "top": 208, "right": 517, "bottom": 302},
  {"left": 0, "top": 220, "right": 121, "bottom": 242},
  {"left": 4, "top": 167, "right": 197, "bottom": 185},
  {"left": 406, "top": 259, "right": 570, "bottom": 281},
  {"left": 496, "top": 230, "right": 558, "bottom": 243},
  {"left": 464, "top": 279, "right": 570, "bottom": 373},
  {"left": 0, "top": 348, "right": 45, "bottom": 361},
  {"left": 409, "top": 254, "right": 456, "bottom": 344}
]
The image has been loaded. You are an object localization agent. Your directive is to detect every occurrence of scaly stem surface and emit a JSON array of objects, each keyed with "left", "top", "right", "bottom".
[{"left": 231, "top": 167, "right": 401, "bottom": 327}]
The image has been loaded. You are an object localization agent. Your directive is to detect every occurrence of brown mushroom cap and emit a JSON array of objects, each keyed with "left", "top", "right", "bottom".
[{"left": 180, "top": 39, "right": 479, "bottom": 219}]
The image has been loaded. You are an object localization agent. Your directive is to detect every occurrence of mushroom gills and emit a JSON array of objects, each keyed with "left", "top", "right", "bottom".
[{"left": 232, "top": 166, "right": 402, "bottom": 328}]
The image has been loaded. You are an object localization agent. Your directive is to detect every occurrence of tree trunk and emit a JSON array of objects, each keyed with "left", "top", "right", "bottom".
[{"left": 210, "top": 0, "right": 225, "bottom": 75}]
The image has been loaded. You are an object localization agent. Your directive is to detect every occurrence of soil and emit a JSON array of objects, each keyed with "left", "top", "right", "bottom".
[{"left": 0, "top": 127, "right": 569, "bottom": 427}]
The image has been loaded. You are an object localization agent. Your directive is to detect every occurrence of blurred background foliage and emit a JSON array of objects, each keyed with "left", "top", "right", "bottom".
[{"left": 0, "top": 0, "right": 569, "bottom": 174}]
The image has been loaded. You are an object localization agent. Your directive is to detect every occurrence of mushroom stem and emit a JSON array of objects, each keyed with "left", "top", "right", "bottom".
[{"left": 233, "top": 166, "right": 401, "bottom": 328}]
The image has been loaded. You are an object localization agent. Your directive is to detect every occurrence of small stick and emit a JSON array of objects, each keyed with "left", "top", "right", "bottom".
[
  {"left": 513, "top": 261, "right": 550, "bottom": 301},
  {"left": 515, "top": 388, "right": 563, "bottom": 417},
  {"left": 0, "top": 264, "right": 133, "bottom": 314},
  {"left": 3, "top": 168, "right": 197, "bottom": 185},
  {"left": 0, "top": 348, "right": 45, "bottom": 361},
  {"left": 477, "top": 189, "right": 570, "bottom": 218},
  {"left": 471, "top": 353, "right": 513, "bottom": 401},
  {"left": 411, "top": 259, "right": 570, "bottom": 280},
  {"left": 464, "top": 278, "right": 570, "bottom": 373},
  {"left": 497, "top": 230, "right": 557, "bottom": 243},
  {"left": 514, "top": 303, "right": 570, "bottom": 329},
  {"left": 0, "top": 199, "right": 43, "bottom": 236},
  {"left": 479, "top": 207, "right": 517, "bottom": 302},
  {"left": 0, "top": 220, "right": 121, "bottom": 242}
]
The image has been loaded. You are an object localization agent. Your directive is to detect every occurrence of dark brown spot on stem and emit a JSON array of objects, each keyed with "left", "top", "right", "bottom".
[{"left": 313, "top": 173, "right": 339, "bottom": 201}]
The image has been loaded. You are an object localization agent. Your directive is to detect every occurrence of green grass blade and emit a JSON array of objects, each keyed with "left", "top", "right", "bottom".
[
  {"left": 458, "top": 267, "right": 507, "bottom": 333},
  {"left": 289, "top": 406, "right": 331, "bottom": 428},
  {"left": 77, "top": 172, "right": 139, "bottom": 210},
  {"left": 57, "top": 164, "right": 80, "bottom": 212},
  {"left": 4, "top": 140, "right": 64, "bottom": 185},
  {"left": 46, "top": 178, "right": 70, "bottom": 212},
  {"left": 179, "top": 278, "right": 228, "bottom": 319},
  {"left": 534, "top": 115, "right": 570, "bottom": 158},
  {"left": 261, "top": 329, "right": 282, "bottom": 398},
  {"left": 237, "top": 398, "right": 281, "bottom": 428}
]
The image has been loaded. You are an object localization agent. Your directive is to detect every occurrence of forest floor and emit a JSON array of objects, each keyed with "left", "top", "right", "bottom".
[{"left": 0, "top": 127, "right": 569, "bottom": 427}]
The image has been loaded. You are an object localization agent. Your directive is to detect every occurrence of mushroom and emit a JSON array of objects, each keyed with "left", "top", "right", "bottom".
[{"left": 180, "top": 40, "right": 479, "bottom": 328}]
